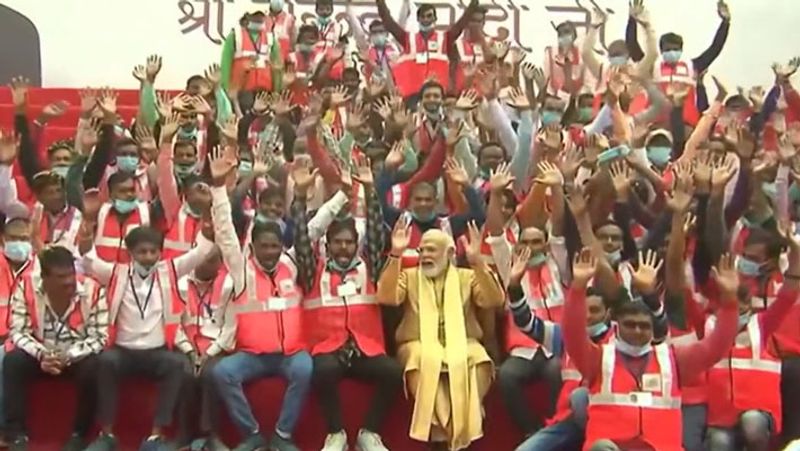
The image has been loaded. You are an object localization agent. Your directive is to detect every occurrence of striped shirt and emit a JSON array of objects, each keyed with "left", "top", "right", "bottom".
[{"left": 9, "top": 279, "right": 109, "bottom": 362}]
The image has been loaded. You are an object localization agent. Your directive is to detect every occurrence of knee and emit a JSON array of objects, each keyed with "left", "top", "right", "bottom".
[
  {"left": 587, "top": 439, "right": 620, "bottom": 451},
  {"left": 705, "top": 428, "right": 735, "bottom": 449},
  {"left": 739, "top": 410, "right": 771, "bottom": 441},
  {"left": 312, "top": 355, "right": 341, "bottom": 383},
  {"left": 380, "top": 358, "right": 404, "bottom": 387},
  {"left": 211, "top": 358, "right": 239, "bottom": 385},
  {"left": 497, "top": 359, "right": 525, "bottom": 387},
  {"left": 97, "top": 349, "right": 122, "bottom": 372},
  {"left": 3, "top": 349, "right": 32, "bottom": 378},
  {"left": 286, "top": 352, "right": 313, "bottom": 383}
]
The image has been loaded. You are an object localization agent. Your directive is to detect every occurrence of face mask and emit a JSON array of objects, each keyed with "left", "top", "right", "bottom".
[
  {"left": 737, "top": 256, "right": 763, "bottom": 277},
  {"left": 184, "top": 203, "right": 203, "bottom": 219},
  {"left": 738, "top": 312, "right": 751, "bottom": 329},
  {"left": 541, "top": 111, "right": 562, "bottom": 126},
  {"left": 298, "top": 43, "right": 314, "bottom": 54},
  {"left": 558, "top": 35, "right": 574, "bottom": 48},
  {"left": 662, "top": 50, "right": 682, "bottom": 64},
  {"left": 270, "top": 0, "right": 284, "bottom": 12},
  {"left": 587, "top": 321, "right": 609, "bottom": 338},
  {"left": 762, "top": 182, "right": 778, "bottom": 200},
  {"left": 614, "top": 336, "right": 651, "bottom": 357},
  {"left": 317, "top": 15, "right": 331, "bottom": 26},
  {"left": 528, "top": 252, "right": 547, "bottom": 267},
  {"left": 116, "top": 155, "right": 139, "bottom": 173},
  {"left": 238, "top": 161, "right": 253, "bottom": 177},
  {"left": 327, "top": 257, "right": 359, "bottom": 273},
  {"left": 419, "top": 23, "right": 434, "bottom": 33},
  {"left": 741, "top": 214, "right": 769, "bottom": 229},
  {"left": 177, "top": 127, "right": 198, "bottom": 141},
  {"left": 174, "top": 162, "right": 196, "bottom": 177},
  {"left": 113, "top": 198, "right": 138, "bottom": 215},
  {"left": 247, "top": 21, "right": 265, "bottom": 32},
  {"left": 577, "top": 107, "right": 593, "bottom": 122},
  {"left": 3, "top": 241, "right": 31, "bottom": 263},
  {"left": 371, "top": 33, "right": 388, "bottom": 47},
  {"left": 255, "top": 214, "right": 287, "bottom": 234},
  {"left": 133, "top": 261, "right": 156, "bottom": 278},
  {"left": 609, "top": 56, "right": 628, "bottom": 67},
  {"left": 605, "top": 250, "right": 622, "bottom": 265},
  {"left": 411, "top": 211, "right": 437, "bottom": 223},
  {"left": 646, "top": 146, "right": 672, "bottom": 167},
  {"left": 51, "top": 165, "right": 70, "bottom": 179}
]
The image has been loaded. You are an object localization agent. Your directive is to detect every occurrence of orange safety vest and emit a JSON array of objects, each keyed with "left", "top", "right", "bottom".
[
  {"left": 162, "top": 207, "right": 202, "bottom": 260},
  {"left": 105, "top": 262, "right": 184, "bottom": 348},
  {"left": 287, "top": 50, "right": 326, "bottom": 106},
  {"left": 177, "top": 271, "right": 234, "bottom": 354},
  {"left": 0, "top": 256, "right": 37, "bottom": 338},
  {"left": 397, "top": 212, "right": 453, "bottom": 268},
  {"left": 707, "top": 315, "right": 783, "bottom": 432},
  {"left": 303, "top": 259, "right": 383, "bottom": 356},
  {"left": 94, "top": 202, "right": 150, "bottom": 264},
  {"left": 32, "top": 203, "right": 82, "bottom": 251},
  {"left": 232, "top": 254, "right": 304, "bottom": 355},
  {"left": 504, "top": 258, "right": 565, "bottom": 356},
  {"left": 265, "top": 11, "right": 294, "bottom": 61},
  {"left": 545, "top": 45, "right": 586, "bottom": 96},
  {"left": 394, "top": 31, "right": 449, "bottom": 98},
  {"left": 99, "top": 166, "right": 151, "bottom": 202},
  {"left": 232, "top": 26, "right": 274, "bottom": 92},
  {"left": 584, "top": 342, "right": 683, "bottom": 450},
  {"left": 453, "top": 37, "right": 485, "bottom": 92}
]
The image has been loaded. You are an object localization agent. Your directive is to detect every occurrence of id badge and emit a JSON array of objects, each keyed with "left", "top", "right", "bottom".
[
  {"left": 415, "top": 53, "right": 429, "bottom": 64},
  {"left": 428, "top": 41, "right": 439, "bottom": 51},
  {"left": 336, "top": 281, "right": 358, "bottom": 297},
  {"left": 268, "top": 297, "right": 288, "bottom": 311},
  {"left": 628, "top": 392, "right": 653, "bottom": 407},
  {"left": 641, "top": 374, "right": 662, "bottom": 393}
]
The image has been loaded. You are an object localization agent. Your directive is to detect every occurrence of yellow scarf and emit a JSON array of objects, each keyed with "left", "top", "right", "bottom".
[{"left": 413, "top": 264, "right": 472, "bottom": 448}]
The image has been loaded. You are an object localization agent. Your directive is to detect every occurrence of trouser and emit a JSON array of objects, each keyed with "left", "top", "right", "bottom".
[
  {"left": 95, "top": 346, "right": 191, "bottom": 429},
  {"left": 497, "top": 352, "right": 563, "bottom": 435},
  {"left": 0, "top": 345, "right": 6, "bottom": 435},
  {"left": 782, "top": 356, "right": 800, "bottom": 443},
  {"left": 3, "top": 348, "right": 99, "bottom": 440},
  {"left": 514, "top": 417, "right": 584, "bottom": 451},
  {"left": 177, "top": 355, "right": 223, "bottom": 441},
  {"left": 681, "top": 404, "right": 707, "bottom": 451},
  {"left": 312, "top": 352, "right": 403, "bottom": 433},
  {"left": 706, "top": 410, "right": 774, "bottom": 451},
  {"left": 213, "top": 351, "right": 312, "bottom": 437}
]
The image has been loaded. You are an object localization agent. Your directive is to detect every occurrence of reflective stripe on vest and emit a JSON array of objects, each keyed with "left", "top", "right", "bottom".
[
  {"left": 713, "top": 315, "right": 781, "bottom": 374},
  {"left": 304, "top": 262, "right": 375, "bottom": 310},
  {"left": 236, "top": 255, "right": 301, "bottom": 313},
  {"left": 561, "top": 368, "right": 582, "bottom": 381},
  {"left": 164, "top": 208, "right": 198, "bottom": 253},
  {"left": 95, "top": 202, "right": 150, "bottom": 248},
  {"left": 396, "top": 31, "right": 448, "bottom": 64},
  {"left": 590, "top": 342, "right": 679, "bottom": 409},
  {"left": 653, "top": 57, "right": 695, "bottom": 86},
  {"left": 235, "top": 27, "right": 272, "bottom": 68}
]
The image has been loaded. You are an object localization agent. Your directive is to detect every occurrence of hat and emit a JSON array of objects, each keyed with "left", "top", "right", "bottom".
[{"left": 645, "top": 129, "right": 673, "bottom": 145}]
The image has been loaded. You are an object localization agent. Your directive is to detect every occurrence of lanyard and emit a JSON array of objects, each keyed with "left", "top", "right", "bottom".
[
  {"left": 192, "top": 281, "right": 214, "bottom": 318},
  {"left": 129, "top": 273, "right": 156, "bottom": 320},
  {"left": 47, "top": 207, "right": 73, "bottom": 244}
]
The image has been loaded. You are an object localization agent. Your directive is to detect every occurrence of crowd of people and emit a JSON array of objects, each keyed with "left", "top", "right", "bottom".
[{"left": 1, "top": 0, "right": 799, "bottom": 450}]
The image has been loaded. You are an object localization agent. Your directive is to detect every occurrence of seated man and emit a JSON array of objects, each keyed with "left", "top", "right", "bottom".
[
  {"left": 208, "top": 150, "right": 312, "bottom": 451},
  {"left": 377, "top": 221, "right": 504, "bottom": 450},
  {"left": 4, "top": 246, "right": 108, "bottom": 451}
]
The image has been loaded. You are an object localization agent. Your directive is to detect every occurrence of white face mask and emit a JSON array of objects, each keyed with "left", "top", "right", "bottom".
[
  {"left": 270, "top": 0, "right": 284, "bottom": 12},
  {"left": 614, "top": 335, "right": 651, "bottom": 357},
  {"left": 133, "top": 261, "right": 156, "bottom": 278}
]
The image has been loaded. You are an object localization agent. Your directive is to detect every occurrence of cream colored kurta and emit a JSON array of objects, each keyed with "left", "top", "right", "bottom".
[{"left": 377, "top": 256, "right": 505, "bottom": 450}]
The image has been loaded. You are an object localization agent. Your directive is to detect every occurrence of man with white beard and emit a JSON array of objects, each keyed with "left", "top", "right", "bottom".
[{"left": 376, "top": 220, "right": 504, "bottom": 450}]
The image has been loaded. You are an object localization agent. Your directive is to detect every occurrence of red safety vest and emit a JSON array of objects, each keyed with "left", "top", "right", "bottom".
[
  {"left": 707, "top": 315, "right": 782, "bottom": 432},
  {"left": 162, "top": 207, "right": 202, "bottom": 260},
  {"left": 99, "top": 166, "right": 151, "bottom": 202},
  {"left": 653, "top": 55, "right": 699, "bottom": 126},
  {"left": 177, "top": 272, "right": 233, "bottom": 355},
  {"left": 772, "top": 303, "right": 800, "bottom": 357},
  {"left": 584, "top": 342, "right": 683, "bottom": 450},
  {"left": 287, "top": 50, "right": 326, "bottom": 106},
  {"left": 232, "top": 26, "right": 274, "bottom": 92},
  {"left": 265, "top": 11, "right": 294, "bottom": 61},
  {"left": 545, "top": 45, "right": 586, "bottom": 96},
  {"left": 364, "top": 44, "right": 400, "bottom": 82},
  {"left": 0, "top": 256, "right": 37, "bottom": 338},
  {"left": 94, "top": 202, "right": 150, "bottom": 264},
  {"left": 393, "top": 31, "right": 449, "bottom": 98},
  {"left": 453, "top": 37, "right": 485, "bottom": 92},
  {"left": 32, "top": 203, "right": 82, "bottom": 251},
  {"left": 105, "top": 262, "right": 184, "bottom": 348},
  {"left": 398, "top": 212, "right": 453, "bottom": 268},
  {"left": 232, "top": 254, "right": 304, "bottom": 355},
  {"left": 667, "top": 325, "right": 707, "bottom": 405},
  {"left": 303, "top": 259, "right": 383, "bottom": 356},
  {"left": 504, "top": 258, "right": 565, "bottom": 355},
  {"left": 479, "top": 220, "right": 519, "bottom": 265}
]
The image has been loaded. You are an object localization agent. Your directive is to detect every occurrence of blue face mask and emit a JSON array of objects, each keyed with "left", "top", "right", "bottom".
[
  {"left": 577, "top": 107, "right": 593, "bottom": 122},
  {"left": 298, "top": 43, "right": 314, "bottom": 53},
  {"left": 270, "top": 0, "right": 284, "bottom": 12},
  {"left": 238, "top": 161, "right": 253, "bottom": 177},
  {"left": 558, "top": 35, "right": 574, "bottom": 48},
  {"left": 419, "top": 23, "right": 434, "bottom": 32},
  {"left": 371, "top": 33, "right": 388, "bottom": 47},
  {"left": 3, "top": 241, "right": 31, "bottom": 263},
  {"left": 587, "top": 321, "right": 609, "bottom": 338},
  {"left": 762, "top": 182, "right": 778, "bottom": 200},
  {"left": 113, "top": 199, "right": 138, "bottom": 215},
  {"left": 52, "top": 165, "right": 70, "bottom": 179},
  {"left": 605, "top": 250, "right": 622, "bottom": 265},
  {"left": 614, "top": 336, "right": 651, "bottom": 357},
  {"left": 646, "top": 146, "right": 672, "bottom": 167},
  {"left": 174, "top": 162, "right": 196, "bottom": 177},
  {"left": 327, "top": 257, "right": 359, "bottom": 273},
  {"left": 541, "top": 110, "right": 562, "bottom": 126},
  {"left": 609, "top": 56, "right": 628, "bottom": 67},
  {"left": 528, "top": 252, "right": 547, "bottom": 267},
  {"left": 411, "top": 211, "right": 437, "bottom": 223},
  {"left": 247, "top": 21, "right": 264, "bottom": 32},
  {"left": 133, "top": 261, "right": 156, "bottom": 278},
  {"left": 317, "top": 15, "right": 331, "bottom": 26},
  {"left": 116, "top": 155, "right": 139, "bottom": 173},
  {"left": 177, "top": 127, "right": 198, "bottom": 141},
  {"left": 662, "top": 50, "right": 683, "bottom": 64},
  {"left": 737, "top": 256, "right": 763, "bottom": 277},
  {"left": 741, "top": 214, "right": 769, "bottom": 230},
  {"left": 738, "top": 312, "right": 751, "bottom": 330}
]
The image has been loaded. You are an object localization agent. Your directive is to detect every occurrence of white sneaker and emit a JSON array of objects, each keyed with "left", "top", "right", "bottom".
[
  {"left": 355, "top": 429, "right": 388, "bottom": 451},
  {"left": 321, "top": 430, "right": 347, "bottom": 451}
]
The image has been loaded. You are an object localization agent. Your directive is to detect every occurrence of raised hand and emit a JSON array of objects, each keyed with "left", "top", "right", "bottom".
[
  {"left": 283, "top": 64, "right": 298, "bottom": 87},
  {"left": 584, "top": 133, "right": 608, "bottom": 165},
  {"left": 134, "top": 123, "right": 158, "bottom": 160},
  {"left": 507, "top": 47, "right": 526, "bottom": 65},
  {"left": 79, "top": 88, "right": 98, "bottom": 115},
  {"left": 667, "top": 162, "right": 695, "bottom": 212},
  {"left": 747, "top": 85, "right": 765, "bottom": 111},
  {"left": 455, "top": 89, "right": 480, "bottom": 111},
  {"left": 145, "top": 54, "right": 163, "bottom": 83},
  {"left": 9, "top": 77, "right": 30, "bottom": 110},
  {"left": 609, "top": 160, "right": 633, "bottom": 198},
  {"left": 489, "top": 162, "right": 515, "bottom": 192},
  {"left": 346, "top": 102, "right": 367, "bottom": 131},
  {"left": 572, "top": 247, "right": 597, "bottom": 286},
  {"left": 204, "top": 63, "right": 222, "bottom": 88},
  {"left": 218, "top": 116, "right": 239, "bottom": 142},
  {"left": 559, "top": 141, "right": 585, "bottom": 182},
  {"left": 683, "top": 212, "right": 697, "bottom": 234},
  {"left": 290, "top": 159, "right": 319, "bottom": 194},
  {"left": 270, "top": 90, "right": 295, "bottom": 117},
  {"left": 96, "top": 87, "right": 118, "bottom": 120},
  {"left": 717, "top": 0, "right": 731, "bottom": 21},
  {"left": 509, "top": 246, "right": 532, "bottom": 286},
  {"left": 534, "top": 161, "right": 563, "bottom": 186},
  {"left": 132, "top": 65, "right": 147, "bottom": 83},
  {"left": 461, "top": 221, "right": 484, "bottom": 267},
  {"left": 778, "top": 133, "right": 798, "bottom": 164},
  {"left": 375, "top": 97, "right": 392, "bottom": 120},
  {"left": 445, "top": 120, "right": 468, "bottom": 147},
  {"left": 155, "top": 91, "right": 173, "bottom": 119},
  {"left": 477, "top": 66, "right": 499, "bottom": 100},
  {"left": 384, "top": 140, "right": 406, "bottom": 170},
  {"left": 565, "top": 183, "right": 588, "bottom": 217},
  {"left": 693, "top": 154, "right": 713, "bottom": 189},
  {"left": 208, "top": 145, "right": 238, "bottom": 185},
  {"left": 252, "top": 91, "right": 270, "bottom": 116},
  {"left": 390, "top": 215, "right": 411, "bottom": 255},
  {"left": 352, "top": 156, "right": 374, "bottom": 187},
  {"left": 39, "top": 101, "right": 70, "bottom": 122},
  {"left": 632, "top": 249, "right": 663, "bottom": 295},
  {"left": 505, "top": 87, "right": 531, "bottom": 110},
  {"left": 711, "top": 253, "right": 739, "bottom": 302},
  {"left": 80, "top": 118, "right": 102, "bottom": 150},
  {"left": 82, "top": 188, "right": 103, "bottom": 220},
  {"left": 444, "top": 157, "right": 470, "bottom": 186},
  {"left": 491, "top": 40, "right": 510, "bottom": 60},
  {"left": 189, "top": 95, "right": 212, "bottom": 115},
  {"left": 733, "top": 125, "right": 756, "bottom": 160},
  {"left": 711, "top": 75, "right": 728, "bottom": 102},
  {"left": 330, "top": 85, "right": 352, "bottom": 107},
  {"left": 252, "top": 152, "right": 273, "bottom": 177},
  {"left": 160, "top": 112, "right": 181, "bottom": 143},
  {"left": 366, "top": 76, "right": 387, "bottom": 98},
  {"left": 537, "top": 123, "right": 563, "bottom": 152},
  {"left": 590, "top": 2, "right": 608, "bottom": 27},
  {"left": 0, "top": 130, "right": 19, "bottom": 165}
]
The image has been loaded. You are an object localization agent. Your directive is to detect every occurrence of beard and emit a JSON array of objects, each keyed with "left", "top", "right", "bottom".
[{"left": 420, "top": 259, "right": 448, "bottom": 278}]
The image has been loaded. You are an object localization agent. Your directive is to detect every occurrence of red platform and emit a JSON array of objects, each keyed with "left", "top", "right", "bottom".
[{"left": 26, "top": 377, "right": 548, "bottom": 451}]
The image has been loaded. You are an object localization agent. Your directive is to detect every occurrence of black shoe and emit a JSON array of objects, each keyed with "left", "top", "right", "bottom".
[
  {"left": 62, "top": 433, "right": 86, "bottom": 451},
  {"left": 9, "top": 436, "right": 28, "bottom": 451}
]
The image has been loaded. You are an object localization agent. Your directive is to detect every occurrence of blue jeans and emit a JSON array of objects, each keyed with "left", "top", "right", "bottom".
[
  {"left": 515, "top": 417, "right": 584, "bottom": 451},
  {"left": 213, "top": 351, "right": 312, "bottom": 437},
  {"left": 682, "top": 404, "right": 707, "bottom": 451}
]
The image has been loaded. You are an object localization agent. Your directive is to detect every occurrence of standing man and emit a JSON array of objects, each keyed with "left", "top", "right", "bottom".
[
  {"left": 377, "top": 222, "right": 504, "bottom": 450},
  {"left": 542, "top": 21, "right": 591, "bottom": 98},
  {"left": 376, "top": 0, "right": 479, "bottom": 100},
  {"left": 209, "top": 150, "right": 312, "bottom": 451},
  {"left": 220, "top": 11, "right": 281, "bottom": 95},
  {"left": 4, "top": 246, "right": 108, "bottom": 451},
  {"left": 264, "top": 0, "right": 296, "bottom": 63},
  {"left": 453, "top": 6, "right": 488, "bottom": 92}
]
